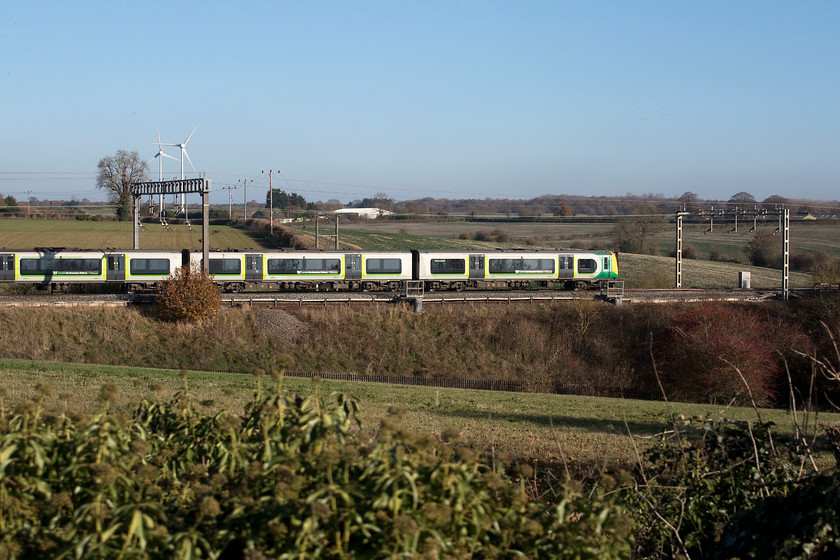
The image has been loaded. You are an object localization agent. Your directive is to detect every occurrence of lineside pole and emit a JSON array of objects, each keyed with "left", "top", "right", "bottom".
[
  {"left": 783, "top": 207, "right": 790, "bottom": 300},
  {"left": 133, "top": 195, "right": 140, "bottom": 249},
  {"left": 202, "top": 180, "right": 211, "bottom": 272},
  {"left": 676, "top": 212, "right": 687, "bottom": 288}
]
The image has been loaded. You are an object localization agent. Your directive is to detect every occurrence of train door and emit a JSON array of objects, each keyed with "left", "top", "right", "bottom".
[
  {"left": 245, "top": 254, "right": 263, "bottom": 281},
  {"left": 469, "top": 254, "right": 485, "bottom": 279},
  {"left": 345, "top": 254, "right": 362, "bottom": 280},
  {"left": 558, "top": 255, "right": 574, "bottom": 279},
  {"left": 0, "top": 254, "right": 13, "bottom": 281},
  {"left": 106, "top": 254, "right": 126, "bottom": 282}
]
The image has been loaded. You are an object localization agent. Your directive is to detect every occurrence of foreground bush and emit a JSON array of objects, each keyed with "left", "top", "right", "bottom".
[
  {"left": 0, "top": 378, "right": 631, "bottom": 559},
  {"left": 156, "top": 263, "right": 221, "bottom": 322},
  {"left": 623, "top": 415, "right": 840, "bottom": 559}
]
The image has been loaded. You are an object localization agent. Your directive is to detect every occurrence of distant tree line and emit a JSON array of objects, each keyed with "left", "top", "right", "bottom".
[{"left": 265, "top": 189, "right": 317, "bottom": 212}]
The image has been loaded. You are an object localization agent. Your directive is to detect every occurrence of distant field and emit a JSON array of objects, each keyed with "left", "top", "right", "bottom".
[
  {"left": 298, "top": 220, "right": 616, "bottom": 250},
  {"left": 654, "top": 222, "right": 840, "bottom": 260},
  {"left": 2, "top": 358, "right": 837, "bottom": 468},
  {"left": 297, "top": 218, "right": 840, "bottom": 259},
  {"left": 618, "top": 253, "right": 812, "bottom": 289},
  {"left": 0, "top": 219, "right": 270, "bottom": 251}
]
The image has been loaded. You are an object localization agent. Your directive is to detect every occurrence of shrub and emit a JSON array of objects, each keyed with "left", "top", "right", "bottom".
[
  {"left": 623, "top": 417, "right": 811, "bottom": 559},
  {"left": 156, "top": 263, "right": 221, "bottom": 322},
  {"left": 0, "top": 380, "right": 633, "bottom": 559},
  {"left": 654, "top": 302, "right": 779, "bottom": 405},
  {"left": 811, "top": 251, "right": 840, "bottom": 284},
  {"left": 745, "top": 231, "right": 783, "bottom": 268},
  {"left": 669, "top": 244, "right": 698, "bottom": 259}
]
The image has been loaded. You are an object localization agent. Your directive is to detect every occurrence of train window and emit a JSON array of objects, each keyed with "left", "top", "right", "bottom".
[
  {"left": 267, "top": 258, "right": 341, "bottom": 274},
  {"left": 20, "top": 257, "right": 102, "bottom": 275},
  {"left": 366, "top": 258, "right": 402, "bottom": 274},
  {"left": 430, "top": 258, "right": 466, "bottom": 274},
  {"left": 130, "top": 258, "right": 171, "bottom": 275},
  {"left": 268, "top": 259, "right": 300, "bottom": 274},
  {"left": 577, "top": 258, "right": 597, "bottom": 273},
  {"left": 559, "top": 256, "right": 573, "bottom": 270},
  {"left": 488, "top": 258, "right": 555, "bottom": 274},
  {"left": 209, "top": 258, "right": 242, "bottom": 275},
  {"left": 303, "top": 258, "right": 341, "bottom": 273}
]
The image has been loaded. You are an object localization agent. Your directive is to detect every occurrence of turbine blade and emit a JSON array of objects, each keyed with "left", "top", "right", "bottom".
[
  {"left": 183, "top": 148, "right": 196, "bottom": 172},
  {"left": 184, "top": 121, "right": 199, "bottom": 144},
  {"left": 161, "top": 152, "right": 178, "bottom": 161}
]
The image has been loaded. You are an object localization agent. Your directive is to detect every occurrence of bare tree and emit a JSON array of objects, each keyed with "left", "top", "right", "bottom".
[
  {"left": 678, "top": 191, "right": 699, "bottom": 212},
  {"left": 96, "top": 150, "right": 148, "bottom": 221},
  {"left": 729, "top": 191, "right": 756, "bottom": 204}
]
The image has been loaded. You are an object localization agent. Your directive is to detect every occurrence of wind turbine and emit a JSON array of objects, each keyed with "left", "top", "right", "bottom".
[
  {"left": 148, "top": 129, "right": 178, "bottom": 224},
  {"left": 162, "top": 122, "right": 199, "bottom": 218}
]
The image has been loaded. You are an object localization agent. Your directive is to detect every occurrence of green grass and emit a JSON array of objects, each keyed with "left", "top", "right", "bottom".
[
  {"left": 3, "top": 358, "right": 837, "bottom": 469},
  {"left": 0, "top": 219, "right": 270, "bottom": 251},
  {"left": 619, "top": 253, "right": 813, "bottom": 289}
]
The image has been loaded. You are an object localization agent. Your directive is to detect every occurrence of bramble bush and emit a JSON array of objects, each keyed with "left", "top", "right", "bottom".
[
  {"left": 621, "top": 413, "right": 840, "bottom": 559},
  {"left": 0, "top": 375, "right": 632, "bottom": 559},
  {"left": 156, "top": 263, "right": 221, "bottom": 322},
  {"left": 654, "top": 302, "right": 780, "bottom": 406}
]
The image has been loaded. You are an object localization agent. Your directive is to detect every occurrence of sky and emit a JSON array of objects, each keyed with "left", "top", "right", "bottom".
[{"left": 1, "top": 1, "right": 839, "bottom": 207}]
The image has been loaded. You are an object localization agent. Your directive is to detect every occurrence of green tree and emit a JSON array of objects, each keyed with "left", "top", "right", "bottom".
[
  {"left": 266, "top": 189, "right": 312, "bottom": 211},
  {"left": 96, "top": 150, "right": 148, "bottom": 221}
]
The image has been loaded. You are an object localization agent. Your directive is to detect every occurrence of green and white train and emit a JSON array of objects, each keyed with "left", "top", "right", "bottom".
[{"left": 0, "top": 249, "right": 619, "bottom": 292}]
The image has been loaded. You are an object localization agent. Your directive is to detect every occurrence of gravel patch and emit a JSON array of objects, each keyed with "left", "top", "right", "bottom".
[{"left": 253, "top": 307, "right": 310, "bottom": 345}]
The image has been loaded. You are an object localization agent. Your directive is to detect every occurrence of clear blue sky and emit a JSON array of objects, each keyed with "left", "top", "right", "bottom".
[{"left": 2, "top": 1, "right": 838, "bottom": 206}]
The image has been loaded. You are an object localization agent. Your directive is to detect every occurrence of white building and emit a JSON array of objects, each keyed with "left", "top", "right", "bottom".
[{"left": 333, "top": 207, "right": 393, "bottom": 219}]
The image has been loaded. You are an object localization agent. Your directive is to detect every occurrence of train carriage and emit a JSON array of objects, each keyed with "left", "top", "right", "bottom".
[
  {"left": 413, "top": 249, "right": 619, "bottom": 290},
  {"left": 0, "top": 250, "right": 183, "bottom": 290},
  {"left": 194, "top": 250, "right": 413, "bottom": 292}
]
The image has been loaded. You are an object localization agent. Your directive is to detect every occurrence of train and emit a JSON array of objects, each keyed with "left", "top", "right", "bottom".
[{"left": 0, "top": 248, "right": 619, "bottom": 292}]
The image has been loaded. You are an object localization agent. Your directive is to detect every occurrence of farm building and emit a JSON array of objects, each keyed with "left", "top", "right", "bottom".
[{"left": 334, "top": 207, "right": 393, "bottom": 219}]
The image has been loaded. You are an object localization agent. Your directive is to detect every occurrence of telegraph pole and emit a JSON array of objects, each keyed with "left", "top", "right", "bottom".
[
  {"left": 222, "top": 185, "right": 237, "bottom": 223},
  {"left": 269, "top": 170, "right": 273, "bottom": 235},
  {"left": 242, "top": 179, "right": 248, "bottom": 221}
]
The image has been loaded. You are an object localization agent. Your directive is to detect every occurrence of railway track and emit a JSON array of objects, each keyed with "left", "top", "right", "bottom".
[{"left": 0, "top": 287, "right": 820, "bottom": 308}]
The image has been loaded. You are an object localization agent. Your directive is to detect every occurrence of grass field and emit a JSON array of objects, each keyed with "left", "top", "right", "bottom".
[
  {"left": 0, "top": 219, "right": 272, "bottom": 250},
  {"left": 3, "top": 358, "right": 837, "bottom": 470}
]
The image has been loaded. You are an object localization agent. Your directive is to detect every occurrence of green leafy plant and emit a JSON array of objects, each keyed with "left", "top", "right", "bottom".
[{"left": 0, "top": 377, "right": 632, "bottom": 559}]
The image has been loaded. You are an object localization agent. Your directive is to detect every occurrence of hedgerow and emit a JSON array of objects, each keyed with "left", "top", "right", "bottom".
[{"left": 0, "top": 375, "right": 632, "bottom": 559}]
